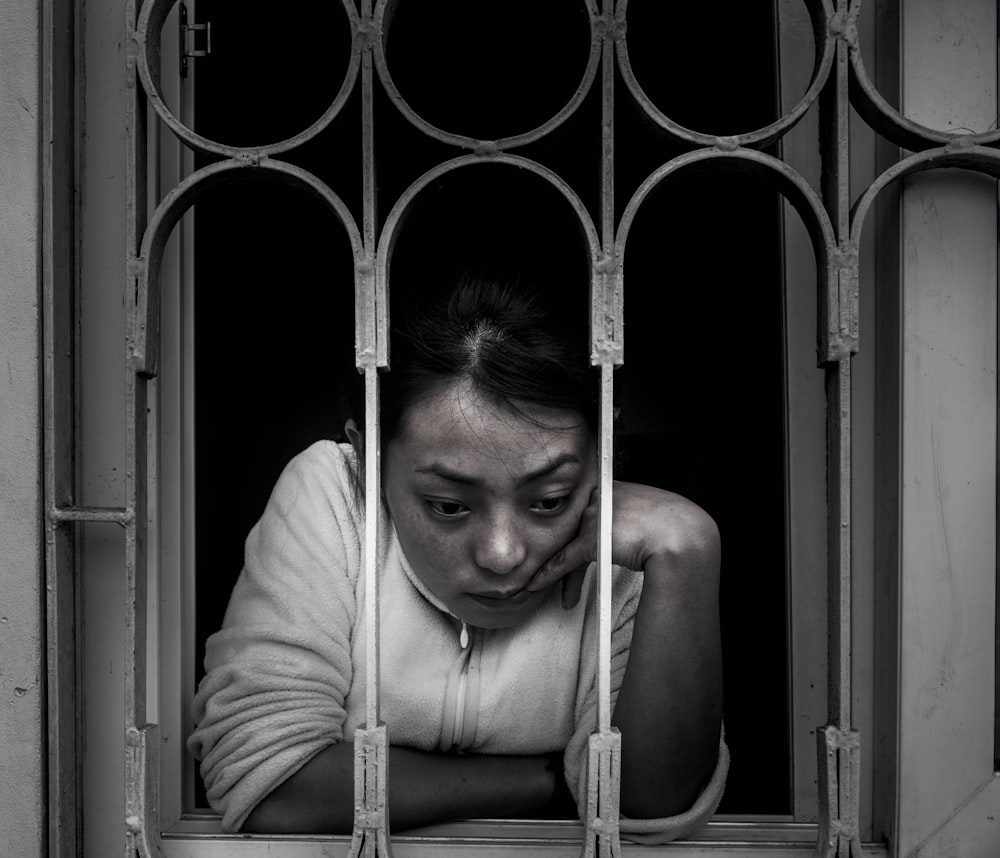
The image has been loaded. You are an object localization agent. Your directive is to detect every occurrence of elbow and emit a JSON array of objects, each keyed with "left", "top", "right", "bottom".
[{"left": 619, "top": 732, "right": 721, "bottom": 821}]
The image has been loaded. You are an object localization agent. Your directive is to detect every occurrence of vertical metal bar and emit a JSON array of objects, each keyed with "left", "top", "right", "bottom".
[
  {"left": 349, "top": 2, "right": 393, "bottom": 854},
  {"left": 360, "top": 0, "right": 379, "bottom": 753},
  {"left": 826, "top": 0, "right": 853, "bottom": 743},
  {"left": 827, "top": 358, "right": 852, "bottom": 730},
  {"left": 591, "top": 0, "right": 624, "bottom": 367},
  {"left": 124, "top": 0, "right": 144, "bottom": 784},
  {"left": 124, "top": 1, "right": 164, "bottom": 856},
  {"left": 359, "top": 2, "right": 385, "bottom": 372},
  {"left": 360, "top": 0, "right": 380, "bottom": 725},
  {"left": 816, "top": 2, "right": 861, "bottom": 855},
  {"left": 596, "top": 0, "right": 616, "bottom": 739},
  {"left": 599, "top": 3, "right": 615, "bottom": 267},
  {"left": 582, "top": 3, "right": 623, "bottom": 856},
  {"left": 597, "top": 363, "right": 614, "bottom": 735},
  {"left": 364, "top": 366, "right": 381, "bottom": 727}
]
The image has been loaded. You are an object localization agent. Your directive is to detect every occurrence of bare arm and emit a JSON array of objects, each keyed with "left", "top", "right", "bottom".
[
  {"left": 527, "top": 482, "right": 723, "bottom": 820},
  {"left": 611, "top": 505, "right": 722, "bottom": 818},
  {"left": 241, "top": 742, "right": 557, "bottom": 834}
]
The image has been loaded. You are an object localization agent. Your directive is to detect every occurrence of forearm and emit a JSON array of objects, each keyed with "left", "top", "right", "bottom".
[
  {"left": 241, "top": 741, "right": 557, "bottom": 834},
  {"left": 612, "top": 553, "right": 723, "bottom": 819}
]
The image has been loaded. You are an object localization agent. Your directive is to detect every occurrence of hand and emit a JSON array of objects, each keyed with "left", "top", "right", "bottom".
[{"left": 526, "top": 481, "right": 715, "bottom": 610}]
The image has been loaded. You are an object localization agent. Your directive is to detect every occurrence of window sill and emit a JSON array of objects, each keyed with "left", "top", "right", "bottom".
[{"left": 162, "top": 815, "right": 889, "bottom": 856}]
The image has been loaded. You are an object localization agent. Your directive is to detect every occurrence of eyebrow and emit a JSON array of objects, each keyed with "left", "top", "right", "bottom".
[{"left": 414, "top": 453, "right": 582, "bottom": 488}]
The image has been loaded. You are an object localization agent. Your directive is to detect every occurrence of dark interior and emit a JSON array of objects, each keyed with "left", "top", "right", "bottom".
[{"left": 191, "top": 0, "right": 790, "bottom": 816}]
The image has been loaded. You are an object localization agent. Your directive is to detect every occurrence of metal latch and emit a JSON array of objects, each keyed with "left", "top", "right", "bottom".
[{"left": 180, "top": 3, "right": 211, "bottom": 78}]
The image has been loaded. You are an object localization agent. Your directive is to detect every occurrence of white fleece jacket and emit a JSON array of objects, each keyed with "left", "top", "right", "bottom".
[{"left": 188, "top": 441, "right": 728, "bottom": 842}]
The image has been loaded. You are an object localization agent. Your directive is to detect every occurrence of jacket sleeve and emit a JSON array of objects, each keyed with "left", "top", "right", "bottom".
[
  {"left": 187, "top": 442, "right": 361, "bottom": 832},
  {"left": 563, "top": 566, "right": 729, "bottom": 844}
]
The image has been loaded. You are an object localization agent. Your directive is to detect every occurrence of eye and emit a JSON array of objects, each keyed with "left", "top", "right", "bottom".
[
  {"left": 530, "top": 496, "right": 569, "bottom": 514},
  {"left": 427, "top": 499, "right": 470, "bottom": 518}
]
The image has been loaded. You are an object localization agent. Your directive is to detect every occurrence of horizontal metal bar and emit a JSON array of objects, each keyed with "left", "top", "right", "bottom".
[
  {"left": 165, "top": 815, "right": 838, "bottom": 841},
  {"left": 49, "top": 505, "right": 132, "bottom": 525},
  {"left": 158, "top": 831, "right": 890, "bottom": 858}
]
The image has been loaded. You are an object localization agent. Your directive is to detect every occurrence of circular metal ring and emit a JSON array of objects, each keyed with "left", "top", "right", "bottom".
[
  {"left": 372, "top": 0, "right": 602, "bottom": 151},
  {"left": 616, "top": 0, "right": 835, "bottom": 150},
  {"left": 849, "top": 22, "right": 1000, "bottom": 153},
  {"left": 134, "top": 0, "right": 362, "bottom": 158},
  {"left": 133, "top": 157, "right": 364, "bottom": 377}
]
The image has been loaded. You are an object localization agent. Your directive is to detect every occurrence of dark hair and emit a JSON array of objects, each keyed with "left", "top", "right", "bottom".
[{"left": 345, "top": 277, "right": 597, "bottom": 447}]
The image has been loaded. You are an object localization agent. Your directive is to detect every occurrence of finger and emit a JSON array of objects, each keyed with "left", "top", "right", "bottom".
[
  {"left": 527, "top": 537, "right": 592, "bottom": 593},
  {"left": 561, "top": 563, "right": 587, "bottom": 610},
  {"left": 527, "top": 488, "right": 598, "bottom": 593},
  {"left": 525, "top": 548, "right": 566, "bottom": 593}
]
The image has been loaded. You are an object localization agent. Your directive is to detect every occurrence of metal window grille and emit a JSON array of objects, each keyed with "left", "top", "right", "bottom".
[{"left": 41, "top": 1, "right": 1000, "bottom": 856}]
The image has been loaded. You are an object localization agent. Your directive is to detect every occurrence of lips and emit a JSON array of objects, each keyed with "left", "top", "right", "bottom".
[
  {"left": 466, "top": 587, "right": 534, "bottom": 608},
  {"left": 476, "top": 588, "right": 527, "bottom": 600}
]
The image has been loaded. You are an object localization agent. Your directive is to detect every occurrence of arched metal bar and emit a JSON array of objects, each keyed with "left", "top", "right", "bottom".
[
  {"left": 374, "top": 153, "right": 603, "bottom": 368},
  {"left": 614, "top": 147, "right": 841, "bottom": 363},
  {"left": 124, "top": 154, "right": 363, "bottom": 858},
  {"left": 372, "top": 0, "right": 602, "bottom": 153},
  {"left": 134, "top": 0, "right": 362, "bottom": 158},
  {"left": 616, "top": 143, "right": 860, "bottom": 858},
  {"left": 847, "top": 0, "right": 1000, "bottom": 154},
  {"left": 131, "top": 158, "right": 365, "bottom": 378},
  {"left": 616, "top": 0, "right": 835, "bottom": 151},
  {"left": 851, "top": 145, "right": 1000, "bottom": 249},
  {"left": 376, "top": 154, "right": 615, "bottom": 858}
]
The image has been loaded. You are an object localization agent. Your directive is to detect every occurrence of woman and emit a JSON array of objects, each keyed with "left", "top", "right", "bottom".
[{"left": 189, "top": 278, "right": 727, "bottom": 842}]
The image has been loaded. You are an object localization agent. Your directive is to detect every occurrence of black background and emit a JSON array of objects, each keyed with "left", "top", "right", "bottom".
[{"left": 191, "top": 0, "right": 791, "bottom": 815}]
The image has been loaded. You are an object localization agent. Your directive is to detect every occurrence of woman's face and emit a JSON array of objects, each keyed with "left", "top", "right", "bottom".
[{"left": 382, "top": 380, "right": 597, "bottom": 629}]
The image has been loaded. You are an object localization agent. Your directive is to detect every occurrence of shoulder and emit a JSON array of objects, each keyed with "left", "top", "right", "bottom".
[
  {"left": 271, "top": 441, "right": 360, "bottom": 507},
  {"left": 613, "top": 480, "right": 720, "bottom": 568},
  {"left": 656, "top": 491, "right": 720, "bottom": 562},
  {"left": 254, "top": 440, "right": 364, "bottom": 550},
  {"left": 283, "top": 439, "right": 357, "bottom": 482}
]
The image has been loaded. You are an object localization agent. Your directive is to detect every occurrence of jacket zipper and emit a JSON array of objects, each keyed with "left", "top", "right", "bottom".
[
  {"left": 443, "top": 621, "right": 481, "bottom": 752},
  {"left": 452, "top": 622, "right": 472, "bottom": 749}
]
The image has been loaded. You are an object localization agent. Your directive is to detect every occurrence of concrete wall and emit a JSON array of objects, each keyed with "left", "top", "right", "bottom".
[{"left": 0, "top": 0, "right": 45, "bottom": 855}]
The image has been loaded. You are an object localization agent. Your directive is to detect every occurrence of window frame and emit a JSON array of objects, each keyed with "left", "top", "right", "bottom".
[
  {"left": 52, "top": 0, "right": 1000, "bottom": 856},
  {"left": 876, "top": 1, "right": 1000, "bottom": 853}
]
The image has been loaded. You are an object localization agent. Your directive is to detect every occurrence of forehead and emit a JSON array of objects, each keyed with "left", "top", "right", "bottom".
[{"left": 392, "top": 381, "right": 591, "bottom": 476}]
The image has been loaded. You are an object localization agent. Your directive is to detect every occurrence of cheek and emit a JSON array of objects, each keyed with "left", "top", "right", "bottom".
[
  {"left": 531, "top": 507, "right": 586, "bottom": 558},
  {"left": 393, "top": 505, "right": 463, "bottom": 571}
]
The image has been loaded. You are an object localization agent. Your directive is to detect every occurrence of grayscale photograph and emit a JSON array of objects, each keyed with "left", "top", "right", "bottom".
[{"left": 2, "top": 2, "right": 999, "bottom": 857}]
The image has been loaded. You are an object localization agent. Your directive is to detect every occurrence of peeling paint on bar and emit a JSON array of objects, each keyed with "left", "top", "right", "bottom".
[
  {"left": 350, "top": 3, "right": 394, "bottom": 850},
  {"left": 582, "top": 8, "right": 623, "bottom": 852}
]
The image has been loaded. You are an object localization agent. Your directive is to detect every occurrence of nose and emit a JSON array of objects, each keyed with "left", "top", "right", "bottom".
[{"left": 474, "top": 512, "right": 527, "bottom": 576}]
